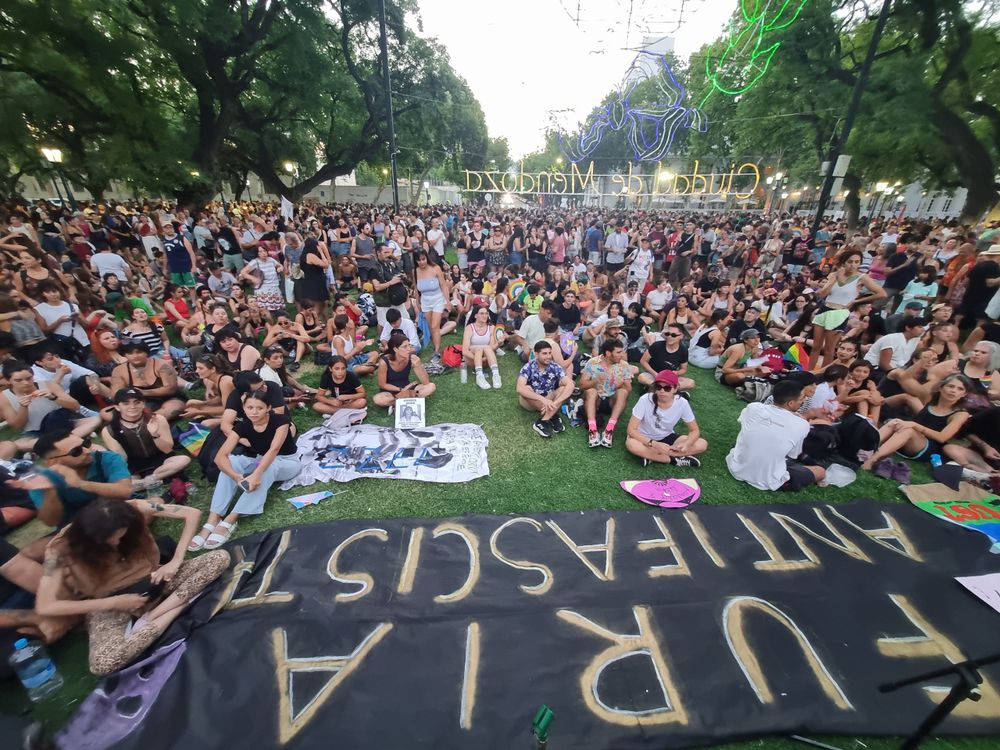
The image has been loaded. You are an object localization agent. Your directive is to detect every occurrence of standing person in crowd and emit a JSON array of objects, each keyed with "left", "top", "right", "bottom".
[
  {"left": 297, "top": 237, "right": 331, "bottom": 318},
  {"left": 625, "top": 370, "right": 707, "bottom": 466},
  {"left": 516, "top": 340, "right": 575, "bottom": 438},
  {"left": 240, "top": 245, "right": 284, "bottom": 313},
  {"left": 372, "top": 331, "right": 436, "bottom": 410},
  {"left": 372, "top": 243, "right": 409, "bottom": 331},
  {"left": 413, "top": 250, "right": 451, "bottom": 366},
  {"left": 668, "top": 221, "right": 699, "bottom": 284},
  {"left": 350, "top": 221, "right": 379, "bottom": 281},
  {"left": 810, "top": 249, "right": 886, "bottom": 371},
  {"left": 580, "top": 339, "right": 633, "bottom": 448},
  {"left": 727, "top": 379, "right": 826, "bottom": 491},
  {"left": 160, "top": 219, "right": 198, "bottom": 303}
]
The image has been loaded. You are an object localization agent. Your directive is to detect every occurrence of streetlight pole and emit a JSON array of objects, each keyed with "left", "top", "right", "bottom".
[
  {"left": 377, "top": 0, "right": 400, "bottom": 215},
  {"left": 41, "top": 148, "right": 76, "bottom": 210},
  {"left": 811, "top": 0, "right": 894, "bottom": 236}
]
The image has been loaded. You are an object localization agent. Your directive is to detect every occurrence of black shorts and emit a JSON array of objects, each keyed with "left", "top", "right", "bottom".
[
  {"left": 656, "top": 433, "right": 680, "bottom": 445},
  {"left": 279, "top": 337, "right": 296, "bottom": 353},
  {"left": 597, "top": 395, "right": 623, "bottom": 415},
  {"left": 607, "top": 262, "right": 625, "bottom": 274},
  {"left": 780, "top": 459, "right": 818, "bottom": 492}
]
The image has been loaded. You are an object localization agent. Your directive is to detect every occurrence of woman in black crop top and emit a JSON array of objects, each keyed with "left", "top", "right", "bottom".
[{"left": 191, "top": 392, "right": 300, "bottom": 550}]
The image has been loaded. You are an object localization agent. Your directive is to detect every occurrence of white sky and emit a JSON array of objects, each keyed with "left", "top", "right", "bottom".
[{"left": 416, "top": 0, "right": 738, "bottom": 158}]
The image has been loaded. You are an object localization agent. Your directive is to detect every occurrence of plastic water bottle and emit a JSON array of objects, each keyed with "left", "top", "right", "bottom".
[
  {"left": 9, "top": 638, "right": 63, "bottom": 702},
  {"left": 929, "top": 454, "right": 942, "bottom": 468},
  {"left": 459, "top": 364, "right": 468, "bottom": 384}
]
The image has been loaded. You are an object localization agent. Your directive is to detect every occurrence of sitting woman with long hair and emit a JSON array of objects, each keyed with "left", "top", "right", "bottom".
[
  {"left": 313, "top": 355, "right": 368, "bottom": 417},
  {"left": 180, "top": 355, "right": 235, "bottom": 426},
  {"left": 462, "top": 304, "right": 501, "bottom": 389},
  {"left": 34, "top": 498, "right": 229, "bottom": 675},
  {"left": 373, "top": 331, "right": 436, "bottom": 410},
  {"left": 192, "top": 390, "right": 300, "bottom": 550},
  {"left": 862, "top": 374, "right": 971, "bottom": 473}
]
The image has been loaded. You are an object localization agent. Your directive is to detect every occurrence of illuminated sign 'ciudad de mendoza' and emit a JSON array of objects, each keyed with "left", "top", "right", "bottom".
[{"left": 464, "top": 161, "right": 762, "bottom": 198}]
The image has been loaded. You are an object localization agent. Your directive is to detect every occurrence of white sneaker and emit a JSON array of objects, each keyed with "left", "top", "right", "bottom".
[
  {"left": 496, "top": 348, "right": 506, "bottom": 357},
  {"left": 476, "top": 373, "right": 491, "bottom": 390},
  {"left": 491, "top": 372, "right": 502, "bottom": 389}
]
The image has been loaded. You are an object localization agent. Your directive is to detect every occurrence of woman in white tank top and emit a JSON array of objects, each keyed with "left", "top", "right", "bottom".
[
  {"left": 811, "top": 248, "right": 886, "bottom": 371},
  {"left": 461, "top": 304, "right": 501, "bottom": 390}
]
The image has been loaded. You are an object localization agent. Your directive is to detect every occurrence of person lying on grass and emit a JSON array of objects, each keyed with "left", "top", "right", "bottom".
[
  {"left": 625, "top": 369, "right": 707, "bottom": 467},
  {"left": 34, "top": 498, "right": 229, "bottom": 676}
]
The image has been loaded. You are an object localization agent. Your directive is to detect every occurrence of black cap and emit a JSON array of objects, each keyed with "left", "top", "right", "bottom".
[
  {"left": 120, "top": 339, "right": 151, "bottom": 354},
  {"left": 113, "top": 387, "right": 145, "bottom": 404}
]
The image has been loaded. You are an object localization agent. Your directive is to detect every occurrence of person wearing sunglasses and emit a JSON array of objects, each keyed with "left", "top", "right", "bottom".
[
  {"left": 637, "top": 324, "right": 695, "bottom": 391},
  {"left": 15, "top": 429, "right": 132, "bottom": 530},
  {"left": 625, "top": 370, "right": 707, "bottom": 467}
]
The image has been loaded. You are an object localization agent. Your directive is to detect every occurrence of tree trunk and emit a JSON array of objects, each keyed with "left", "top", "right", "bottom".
[
  {"left": 843, "top": 173, "right": 861, "bottom": 232},
  {"left": 931, "top": 105, "right": 999, "bottom": 224}
]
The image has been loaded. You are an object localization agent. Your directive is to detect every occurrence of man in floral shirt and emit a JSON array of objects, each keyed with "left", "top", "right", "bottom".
[
  {"left": 580, "top": 339, "right": 633, "bottom": 448},
  {"left": 516, "top": 341, "right": 575, "bottom": 439}
]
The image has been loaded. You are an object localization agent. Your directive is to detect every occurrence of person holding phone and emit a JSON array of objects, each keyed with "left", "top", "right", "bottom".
[
  {"left": 191, "top": 391, "right": 299, "bottom": 550},
  {"left": 372, "top": 331, "right": 435, "bottom": 411},
  {"left": 34, "top": 498, "right": 229, "bottom": 675}
]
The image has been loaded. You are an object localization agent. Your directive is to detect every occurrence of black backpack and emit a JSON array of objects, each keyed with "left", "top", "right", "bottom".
[
  {"left": 835, "top": 414, "right": 880, "bottom": 468},
  {"left": 196, "top": 426, "right": 228, "bottom": 482}
]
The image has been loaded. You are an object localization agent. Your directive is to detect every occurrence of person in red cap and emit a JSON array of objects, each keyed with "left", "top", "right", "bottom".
[{"left": 624, "top": 370, "right": 707, "bottom": 467}]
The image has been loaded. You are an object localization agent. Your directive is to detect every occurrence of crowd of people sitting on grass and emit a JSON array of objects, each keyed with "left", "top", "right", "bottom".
[{"left": 0, "top": 197, "right": 999, "bottom": 678}]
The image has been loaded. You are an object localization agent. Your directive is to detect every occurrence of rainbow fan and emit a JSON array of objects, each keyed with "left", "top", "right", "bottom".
[{"left": 508, "top": 280, "right": 527, "bottom": 302}]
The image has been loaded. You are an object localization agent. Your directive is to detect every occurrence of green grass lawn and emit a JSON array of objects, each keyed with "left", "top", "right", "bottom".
[{"left": 2, "top": 324, "right": 993, "bottom": 749}]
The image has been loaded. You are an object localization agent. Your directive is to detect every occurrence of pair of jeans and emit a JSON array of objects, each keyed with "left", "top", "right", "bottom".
[{"left": 210, "top": 454, "right": 300, "bottom": 516}]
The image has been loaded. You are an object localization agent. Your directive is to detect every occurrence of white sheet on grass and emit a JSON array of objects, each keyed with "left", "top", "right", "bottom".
[{"left": 281, "top": 420, "right": 489, "bottom": 487}]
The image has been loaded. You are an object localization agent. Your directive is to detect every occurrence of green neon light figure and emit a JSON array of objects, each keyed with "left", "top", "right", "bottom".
[{"left": 699, "top": 0, "right": 810, "bottom": 107}]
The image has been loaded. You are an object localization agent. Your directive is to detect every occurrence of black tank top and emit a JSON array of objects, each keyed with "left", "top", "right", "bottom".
[
  {"left": 915, "top": 405, "right": 959, "bottom": 432},
  {"left": 127, "top": 360, "right": 164, "bottom": 390},
  {"left": 383, "top": 355, "right": 412, "bottom": 389},
  {"left": 108, "top": 413, "right": 159, "bottom": 461}
]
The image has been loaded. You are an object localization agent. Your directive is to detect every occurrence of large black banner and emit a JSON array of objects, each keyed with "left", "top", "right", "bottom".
[{"left": 101, "top": 501, "right": 1000, "bottom": 749}]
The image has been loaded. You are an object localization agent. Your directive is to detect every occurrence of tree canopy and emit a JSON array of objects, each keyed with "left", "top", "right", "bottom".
[
  {"left": 538, "top": 0, "right": 1000, "bottom": 222},
  {"left": 0, "top": 0, "right": 491, "bottom": 204}
]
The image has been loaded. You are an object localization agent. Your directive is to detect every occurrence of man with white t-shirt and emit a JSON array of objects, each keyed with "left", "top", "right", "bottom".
[
  {"left": 863, "top": 316, "right": 925, "bottom": 377},
  {"left": 727, "top": 379, "right": 826, "bottom": 491},
  {"left": 90, "top": 245, "right": 132, "bottom": 282},
  {"left": 379, "top": 308, "right": 421, "bottom": 351},
  {"left": 427, "top": 217, "right": 446, "bottom": 259}
]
